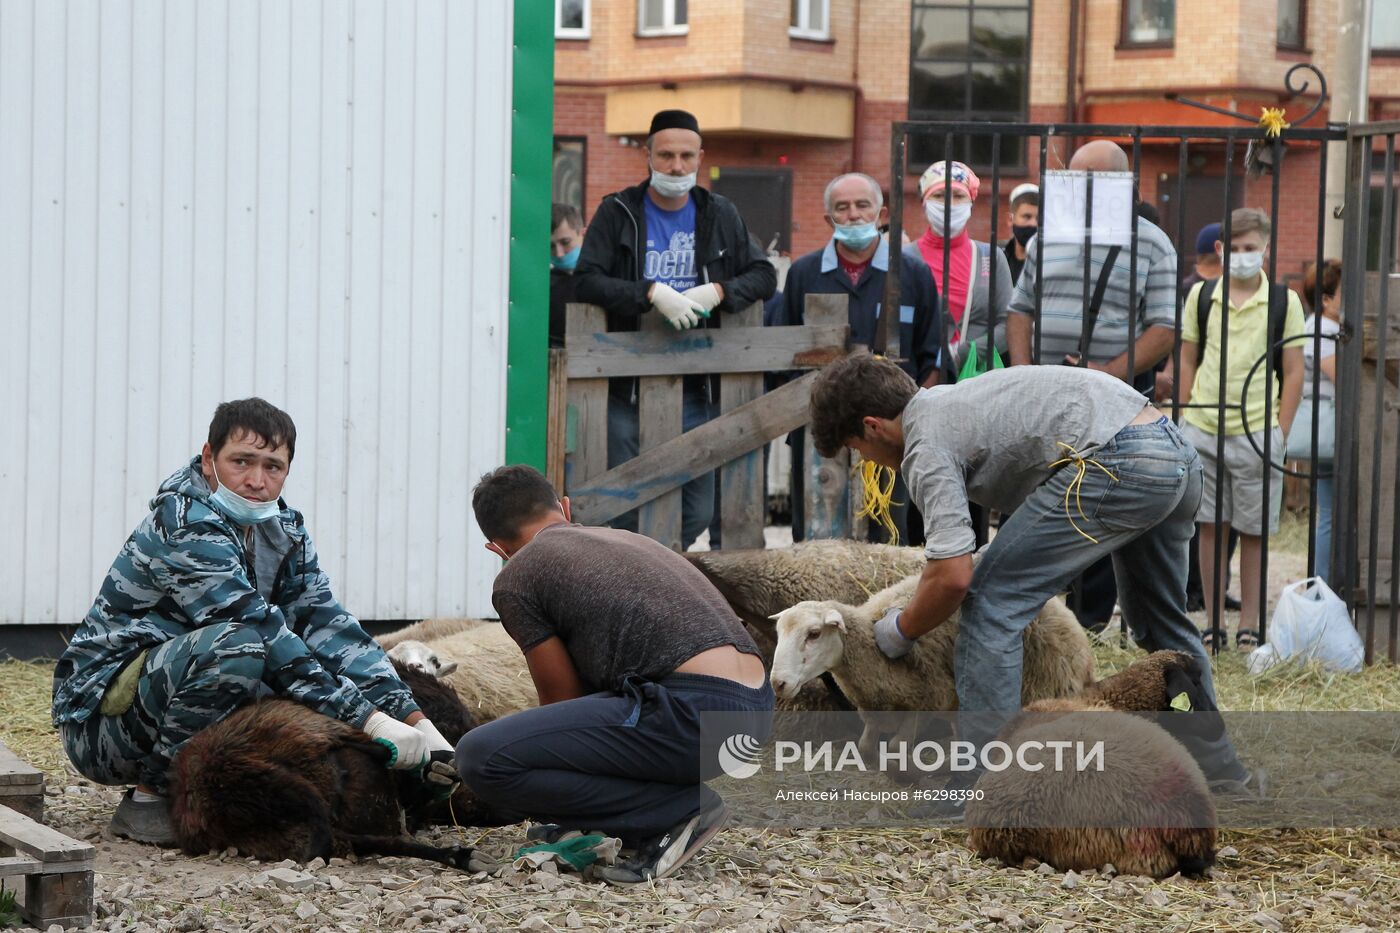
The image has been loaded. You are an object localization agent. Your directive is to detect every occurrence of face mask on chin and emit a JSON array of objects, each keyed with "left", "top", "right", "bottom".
[
  {"left": 832, "top": 221, "right": 880, "bottom": 251},
  {"left": 209, "top": 462, "right": 281, "bottom": 526}
]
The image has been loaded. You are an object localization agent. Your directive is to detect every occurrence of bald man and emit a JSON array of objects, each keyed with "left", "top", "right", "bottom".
[{"left": 1004, "top": 140, "right": 1181, "bottom": 632}]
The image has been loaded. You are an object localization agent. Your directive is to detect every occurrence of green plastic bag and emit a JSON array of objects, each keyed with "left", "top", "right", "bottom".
[{"left": 957, "top": 340, "right": 1004, "bottom": 381}]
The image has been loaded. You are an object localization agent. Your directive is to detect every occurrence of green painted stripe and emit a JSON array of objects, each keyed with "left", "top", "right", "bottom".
[{"left": 505, "top": 0, "right": 555, "bottom": 469}]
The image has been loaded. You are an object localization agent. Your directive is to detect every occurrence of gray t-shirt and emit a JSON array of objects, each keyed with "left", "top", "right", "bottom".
[
  {"left": 901, "top": 366, "right": 1150, "bottom": 560},
  {"left": 491, "top": 523, "right": 761, "bottom": 693}
]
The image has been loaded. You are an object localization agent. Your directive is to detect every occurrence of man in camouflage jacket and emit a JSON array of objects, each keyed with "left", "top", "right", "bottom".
[{"left": 52, "top": 398, "right": 454, "bottom": 845}]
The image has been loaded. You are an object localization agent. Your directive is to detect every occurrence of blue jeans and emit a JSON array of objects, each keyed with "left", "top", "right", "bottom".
[
  {"left": 1314, "top": 473, "right": 1334, "bottom": 584},
  {"left": 456, "top": 673, "right": 773, "bottom": 845},
  {"left": 956, "top": 418, "right": 1245, "bottom": 782},
  {"left": 607, "top": 388, "right": 717, "bottom": 550}
]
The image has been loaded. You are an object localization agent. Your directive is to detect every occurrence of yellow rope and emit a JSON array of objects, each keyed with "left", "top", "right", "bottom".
[
  {"left": 1258, "top": 107, "right": 1290, "bottom": 139},
  {"left": 1047, "top": 441, "right": 1119, "bottom": 544},
  {"left": 853, "top": 457, "right": 901, "bottom": 544}
]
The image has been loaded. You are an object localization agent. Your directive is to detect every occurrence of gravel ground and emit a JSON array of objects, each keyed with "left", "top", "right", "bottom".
[{"left": 10, "top": 512, "right": 1399, "bottom": 932}]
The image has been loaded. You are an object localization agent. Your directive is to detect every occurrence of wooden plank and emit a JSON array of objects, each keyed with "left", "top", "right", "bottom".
[
  {"left": 564, "top": 323, "right": 850, "bottom": 378},
  {"left": 564, "top": 304, "right": 610, "bottom": 489},
  {"left": 718, "top": 303, "right": 767, "bottom": 550},
  {"left": 637, "top": 307, "right": 684, "bottom": 550},
  {"left": 0, "top": 793, "right": 42, "bottom": 824},
  {"left": 24, "top": 866, "right": 94, "bottom": 929},
  {"left": 571, "top": 372, "right": 820, "bottom": 526},
  {"left": 546, "top": 348, "right": 568, "bottom": 493},
  {"left": 801, "top": 294, "right": 856, "bottom": 540},
  {"left": 0, "top": 743, "right": 42, "bottom": 787},
  {"left": 0, "top": 854, "right": 40, "bottom": 877},
  {"left": 0, "top": 805, "right": 95, "bottom": 864}
]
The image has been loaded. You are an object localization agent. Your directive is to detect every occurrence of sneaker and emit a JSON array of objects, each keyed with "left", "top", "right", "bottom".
[
  {"left": 592, "top": 800, "right": 731, "bottom": 885},
  {"left": 1208, "top": 767, "right": 1269, "bottom": 799},
  {"left": 110, "top": 788, "right": 178, "bottom": 847}
]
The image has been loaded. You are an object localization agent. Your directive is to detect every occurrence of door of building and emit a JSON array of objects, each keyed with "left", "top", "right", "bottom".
[
  {"left": 711, "top": 168, "right": 792, "bottom": 254},
  {"left": 1157, "top": 171, "right": 1243, "bottom": 257}
]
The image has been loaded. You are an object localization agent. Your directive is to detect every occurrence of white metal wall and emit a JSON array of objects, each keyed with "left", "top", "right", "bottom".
[{"left": 0, "top": 0, "right": 513, "bottom": 624}]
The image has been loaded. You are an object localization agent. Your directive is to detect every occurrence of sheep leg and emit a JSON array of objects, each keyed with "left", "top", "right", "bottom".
[{"left": 344, "top": 833, "right": 481, "bottom": 870}]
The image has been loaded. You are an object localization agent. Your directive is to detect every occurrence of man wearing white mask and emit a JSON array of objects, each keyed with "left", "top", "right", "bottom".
[
  {"left": 1177, "top": 207, "right": 1304, "bottom": 650},
  {"left": 907, "top": 160, "right": 1013, "bottom": 373},
  {"left": 575, "top": 109, "right": 776, "bottom": 548},
  {"left": 52, "top": 398, "right": 457, "bottom": 846}
]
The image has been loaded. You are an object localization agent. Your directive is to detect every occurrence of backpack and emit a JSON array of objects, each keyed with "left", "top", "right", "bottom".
[{"left": 1194, "top": 277, "right": 1289, "bottom": 388}]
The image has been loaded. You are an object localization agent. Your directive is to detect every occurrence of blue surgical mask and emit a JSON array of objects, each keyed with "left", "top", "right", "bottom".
[
  {"left": 210, "top": 463, "right": 281, "bottom": 526},
  {"left": 650, "top": 168, "right": 696, "bottom": 199},
  {"left": 551, "top": 246, "right": 580, "bottom": 271},
  {"left": 832, "top": 221, "right": 879, "bottom": 251}
]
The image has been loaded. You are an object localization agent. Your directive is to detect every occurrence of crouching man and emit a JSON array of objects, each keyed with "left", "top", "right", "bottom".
[
  {"left": 807, "top": 354, "right": 1255, "bottom": 802},
  {"left": 51, "top": 398, "right": 457, "bottom": 845},
  {"left": 459, "top": 465, "right": 773, "bottom": 884}
]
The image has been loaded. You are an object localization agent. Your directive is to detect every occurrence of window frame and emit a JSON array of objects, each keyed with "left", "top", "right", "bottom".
[
  {"left": 637, "top": 0, "right": 688, "bottom": 38},
  {"left": 556, "top": 0, "right": 590, "bottom": 40},
  {"left": 1118, "top": 0, "right": 1176, "bottom": 50},
  {"left": 906, "top": 0, "right": 1032, "bottom": 174},
  {"left": 789, "top": 0, "right": 831, "bottom": 41},
  {"left": 552, "top": 136, "right": 588, "bottom": 219},
  {"left": 1275, "top": 0, "right": 1306, "bottom": 51}
]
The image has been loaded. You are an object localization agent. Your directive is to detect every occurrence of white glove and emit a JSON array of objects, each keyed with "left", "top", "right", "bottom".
[
  {"left": 650, "top": 282, "right": 706, "bottom": 330},
  {"left": 364, "top": 711, "right": 432, "bottom": 770},
  {"left": 414, "top": 718, "right": 455, "bottom": 754},
  {"left": 681, "top": 283, "right": 723, "bottom": 313},
  {"left": 873, "top": 607, "right": 916, "bottom": 660}
]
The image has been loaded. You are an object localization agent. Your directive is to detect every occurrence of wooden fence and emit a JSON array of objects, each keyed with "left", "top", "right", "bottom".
[{"left": 547, "top": 294, "right": 868, "bottom": 550}]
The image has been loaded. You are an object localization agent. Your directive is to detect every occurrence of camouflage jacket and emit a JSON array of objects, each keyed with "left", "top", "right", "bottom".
[{"left": 51, "top": 457, "right": 419, "bottom": 728}]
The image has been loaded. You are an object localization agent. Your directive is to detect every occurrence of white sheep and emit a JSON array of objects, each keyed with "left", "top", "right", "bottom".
[
  {"left": 769, "top": 574, "right": 1094, "bottom": 762},
  {"left": 386, "top": 639, "right": 459, "bottom": 678},
  {"left": 377, "top": 616, "right": 486, "bottom": 651},
  {"left": 408, "top": 624, "right": 539, "bottom": 723}
]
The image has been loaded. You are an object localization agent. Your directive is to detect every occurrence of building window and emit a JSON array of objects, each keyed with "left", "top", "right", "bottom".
[
  {"left": 637, "top": 0, "right": 688, "bottom": 36},
  {"left": 790, "top": 0, "right": 830, "bottom": 40},
  {"left": 908, "top": 0, "right": 1030, "bottom": 171},
  {"left": 557, "top": 0, "right": 589, "bottom": 39},
  {"left": 1120, "top": 0, "right": 1175, "bottom": 47},
  {"left": 1373, "top": 5, "right": 1400, "bottom": 52},
  {"left": 553, "top": 137, "right": 587, "bottom": 216},
  {"left": 1277, "top": 0, "right": 1305, "bottom": 49}
]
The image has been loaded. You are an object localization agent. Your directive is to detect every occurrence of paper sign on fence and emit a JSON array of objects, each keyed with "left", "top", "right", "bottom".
[{"left": 1041, "top": 170, "right": 1136, "bottom": 246}]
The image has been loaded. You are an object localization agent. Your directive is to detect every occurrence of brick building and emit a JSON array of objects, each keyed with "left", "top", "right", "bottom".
[{"left": 552, "top": 0, "right": 1400, "bottom": 278}]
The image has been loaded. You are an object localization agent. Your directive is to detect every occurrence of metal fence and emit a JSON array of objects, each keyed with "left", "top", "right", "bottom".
[{"left": 879, "top": 85, "right": 1400, "bottom": 658}]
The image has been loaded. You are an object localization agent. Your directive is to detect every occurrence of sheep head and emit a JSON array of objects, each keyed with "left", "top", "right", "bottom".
[
  {"left": 387, "top": 640, "right": 459, "bottom": 678},
  {"left": 769, "top": 602, "right": 849, "bottom": 701}
]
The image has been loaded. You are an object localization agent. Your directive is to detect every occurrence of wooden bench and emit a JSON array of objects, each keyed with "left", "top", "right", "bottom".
[{"left": 0, "top": 742, "right": 94, "bottom": 929}]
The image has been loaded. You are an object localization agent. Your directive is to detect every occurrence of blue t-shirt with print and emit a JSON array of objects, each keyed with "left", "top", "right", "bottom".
[{"left": 643, "top": 195, "right": 698, "bottom": 291}]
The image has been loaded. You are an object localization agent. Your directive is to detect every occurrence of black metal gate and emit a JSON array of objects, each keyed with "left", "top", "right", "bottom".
[{"left": 874, "top": 66, "right": 1400, "bottom": 662}]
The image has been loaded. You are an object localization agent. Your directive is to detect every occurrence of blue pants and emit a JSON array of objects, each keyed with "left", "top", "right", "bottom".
[
  {"left": 60, "top": 622, "right": 267, "bottom": 794},
  {"left": 608, "top": 388, "right": 717, "bottom": 550},
  {"left": 456, "top": 673, "right": 773, "bottom": 845},
  {"left": 1314, "top": 473, "right": 1334, "bottom": 583},
  {"left": 956, "top": 418, "right": 1246, "bottom": 782}
]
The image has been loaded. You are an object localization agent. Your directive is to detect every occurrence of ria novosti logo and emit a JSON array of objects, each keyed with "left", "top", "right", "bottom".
[{"left": 717, "top": 733, "right": 764, "bottom": 779}]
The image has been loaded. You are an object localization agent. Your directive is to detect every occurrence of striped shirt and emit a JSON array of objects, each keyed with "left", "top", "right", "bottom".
[{"left": 1008, "top": 217, "right": 1179, "bottom": 364}]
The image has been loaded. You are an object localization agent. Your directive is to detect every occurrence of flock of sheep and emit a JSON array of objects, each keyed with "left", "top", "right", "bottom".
[{"left": 164, "top": 540, "right": 1225, "bottom": 882}]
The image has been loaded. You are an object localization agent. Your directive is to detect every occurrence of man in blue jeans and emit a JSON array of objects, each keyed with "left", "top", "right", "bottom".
[
  {"left": 807, "top": 354, "right": 1255, "bottom": 805},
  {"left": 459, "top": 465, "right": 773, "bottom": 884}
]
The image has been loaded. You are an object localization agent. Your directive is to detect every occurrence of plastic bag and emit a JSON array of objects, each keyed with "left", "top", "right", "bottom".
[
  {"left": 957, "top": 340, "right": 1004, "bottom": 381},
  {"left": 1247, "top": 577, "right": 1363, "bottom": 675}
]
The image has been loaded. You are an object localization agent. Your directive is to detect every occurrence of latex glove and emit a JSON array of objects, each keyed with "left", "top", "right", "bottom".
[
  {"left": 413, "top": 720, "right": 458, "bottom": 787},
  {"left": 873, "top": 607, "right": 916, "bottom": 660},
  {"left": 650, "top": 282, "right": 705, "bottom": 330},
  {"left": 680, "top": 283, "right": 722, "bottom": 314},
  {"left": 364, "top": 711, "right": 432, "bottom": 770}
]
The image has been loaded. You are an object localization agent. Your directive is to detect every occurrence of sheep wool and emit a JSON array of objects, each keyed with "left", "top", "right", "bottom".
[{"left": 413, "top": 624, "right": 540, "bottom": 723}]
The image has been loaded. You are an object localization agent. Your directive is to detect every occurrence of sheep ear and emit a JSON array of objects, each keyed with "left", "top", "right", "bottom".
[
  {"left": 823, "top": 608, "right": 846, "bottom": 632},
  {"left": 438, "top": 660, "right": 459, "bottom": 677},
  {"left": 768, "top": 612, "right": 784, "bottom": 622}
]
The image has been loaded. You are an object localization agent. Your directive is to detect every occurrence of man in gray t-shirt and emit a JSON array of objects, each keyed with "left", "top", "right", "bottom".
[
  {"left": 457, "top": 465, "right": 772, "bottom": 885},
  {"left": 808, "top": 355, "right": 1249, "bottom": 792}
]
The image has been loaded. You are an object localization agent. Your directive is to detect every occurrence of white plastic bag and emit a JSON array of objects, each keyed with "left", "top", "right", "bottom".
[{"left": 1247, "top": 577, "right": 1363, "bottom": 675}]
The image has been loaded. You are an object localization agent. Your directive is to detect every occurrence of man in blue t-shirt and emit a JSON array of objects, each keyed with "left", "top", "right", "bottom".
[{"left": 576, "top": 110, "right": 776, "bottom": 549}]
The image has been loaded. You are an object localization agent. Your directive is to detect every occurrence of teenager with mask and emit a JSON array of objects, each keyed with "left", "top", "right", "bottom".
[
  {"left": 548, "top": 202, "right": 585, "bottom": 349},
  {"left": 906, "top": 160, "right": 1013, "bottom": 373}
]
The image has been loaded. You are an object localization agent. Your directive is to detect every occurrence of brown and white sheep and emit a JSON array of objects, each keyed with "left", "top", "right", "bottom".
[
  {"left": 965, "top": 651, "right": 1224, "bottom": 879},
  {"left": 376, "top": 617, "right": 486, "bottom": 651},
  {"left": 394, "top": 624, "right": 539, "bottom": 723},
  {"left": 769, "top": 573, "right": 1095, "bottom": 763}
]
